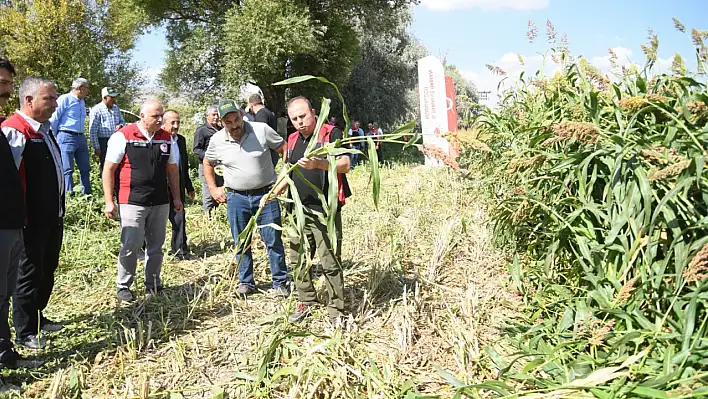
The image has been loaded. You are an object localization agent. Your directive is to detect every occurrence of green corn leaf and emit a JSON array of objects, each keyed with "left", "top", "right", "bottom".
[
  {"left": 273, "top": 75, "right": 350, "bottom": 134},
  {"left": 632, "top": 386, "right": 670, "bottom": 398},
  {"left": 269, "top": 367, "right": 299, "bottom": 384},
  {"left": 209, "top": 388, "right": 225, "bottom": 399},
  {"left": 326, "top": 153, "right": 339, "bottom": 251},
  {"left": 557, "top": 308, "right": 575, "bottom": 333},
  {"left": 433, "top": 365, "right": 465, "bottom": 388},
  {"left": 696, "top": 154, "right": 704, "bottom": 186},
  {"left": 367, "top": 136, "right": 380, "bottom": 209},
  {"left": 306, "top": 97, "right": 330, "bottom": 155},
  {"left": 233, "top": 371, "right": 257, "bottom": 382},
  {"left": 682, "top": 287, "right": 700, "bottom": 352},
  {"left": 509, "top": 255, "right": 523, "bottom": 292}
]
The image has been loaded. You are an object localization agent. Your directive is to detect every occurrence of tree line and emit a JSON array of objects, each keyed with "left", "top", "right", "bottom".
[{"left": 0, "top": 0, "right": 478, "bottom": 129}]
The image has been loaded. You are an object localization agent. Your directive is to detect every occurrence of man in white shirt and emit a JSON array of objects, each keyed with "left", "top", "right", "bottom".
[{"left": 101, "top": 100, "right": 182, "bottom": 302}]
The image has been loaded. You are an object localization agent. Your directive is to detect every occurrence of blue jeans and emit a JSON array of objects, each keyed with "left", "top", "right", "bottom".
[
  {"left": 57, "top": 132, "right": 91, "bottom": 195},
  {"left": 226, "top": 190, "right": 288, "bottom": 289}
]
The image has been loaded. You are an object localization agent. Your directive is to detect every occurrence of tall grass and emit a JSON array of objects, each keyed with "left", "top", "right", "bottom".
[{"left": 450, "top": 22, "right": 708, "bottom": 398}]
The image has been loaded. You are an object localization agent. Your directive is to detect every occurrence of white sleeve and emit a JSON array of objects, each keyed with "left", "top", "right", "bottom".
[
  {"left": 167, "top": 142, "right": 178, "bottom": 164},
  {"left": 104, "top": 132, "right": 127, "bottom": 164},
  {"left": 1, "top": 126, "right": 26, "bottom": 169}
]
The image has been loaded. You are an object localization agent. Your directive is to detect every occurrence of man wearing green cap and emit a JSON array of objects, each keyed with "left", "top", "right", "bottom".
[
  {"left": 89, "top": 87, "right": 125, "bottom": 172},
  {"left": 202, "top": 100, "right": 290, "bottom": 297}
]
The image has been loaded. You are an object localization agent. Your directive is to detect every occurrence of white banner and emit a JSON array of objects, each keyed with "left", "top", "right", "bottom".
[{"left": 418, "top": 56, "right": 450, "bottom": 167}]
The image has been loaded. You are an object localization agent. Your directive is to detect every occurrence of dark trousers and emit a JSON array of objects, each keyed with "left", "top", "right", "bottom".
[
  {"left": 169, "top": 197, "right": 188, "bottom": 255},
  {"left": 198, "top": 163, "right": 223, "bottom": 214},
  {"left": 13, "top": 222, "right": 63, "bottom": 339},
  {"left": 0, "top": 229, "right": 22, "bottom": 354},
  {"left": 98, "top": 137, "right": 109, "bottom": 173}
]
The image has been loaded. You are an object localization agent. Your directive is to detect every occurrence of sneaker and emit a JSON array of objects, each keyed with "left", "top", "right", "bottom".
[
  {"left": 40, "top": 317, "right": 65, "bottom": 333},
  {"left": 289, "top": 303, "right": 312, "bottom": 324},
  {"left": 117, "top": 288, "right": 134, "bottom": 302},
  {"left": 272, "top": 285, "right": 290, "bottom": 298},
  {"left": 236, "top": 284, "right": 256, "bottom": 296}
]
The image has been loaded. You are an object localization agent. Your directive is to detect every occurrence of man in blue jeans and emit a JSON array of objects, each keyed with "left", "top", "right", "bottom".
[
  {"left": 202, "top": 99, "right": 289, "bottom": 297},
  {"left": 50, "top": 77, "right": 91, "bottom": 195}
]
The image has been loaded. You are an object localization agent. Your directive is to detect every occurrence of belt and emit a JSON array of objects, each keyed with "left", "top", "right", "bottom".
[
  {"left": 225, "top": 185, "right": 272, "bottom": 196},
  {"left": 59, "top": 129, "right": 83, "bottom": 135}
]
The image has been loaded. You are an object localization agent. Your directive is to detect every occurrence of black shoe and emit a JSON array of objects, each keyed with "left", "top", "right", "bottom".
[
  {"left": 117, "top": 288, "right": 134, "bottom": 302},
  {"left": 0, "top": 348, "right": 44, "bottom": 369},
  {"left": 146, "top": 286, "right": 163, "bottom": 296},
  {"left": 16, "top": 335, "right": 49, "bottom": 350},
  {"left": 0, "top": 348, "right": 21, "bottom": 368},
  {"left": 173, "top": 253, "right": 193, "bottom": 261},
  {"left": 40, "top": 317, "right": 65, "bottom": 333},
  {"left": 0, "top": 376, "right": 20, "bottom": 393}
]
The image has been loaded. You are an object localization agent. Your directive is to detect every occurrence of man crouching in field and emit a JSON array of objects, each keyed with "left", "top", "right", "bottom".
[{"left": 102, "top": 100, "right": 183, "bottom": 302}]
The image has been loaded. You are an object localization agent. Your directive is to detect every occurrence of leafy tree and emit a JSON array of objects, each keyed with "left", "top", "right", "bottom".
[
  {"left": 341, "top": 9, "right": 427, "bottom": 129},
  {"left": 132, "top": 0, "right": 418, "bottom": 112},
  {"left": 0, "top": 0, "right": 147, "bottom": 110},
  {"left": 222, "top": 0, "right": 358, "bottom": 115}
]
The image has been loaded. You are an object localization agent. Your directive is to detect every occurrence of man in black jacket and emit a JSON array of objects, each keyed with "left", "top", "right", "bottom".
[
  {"left": 163, "top": 110, "right": 194, "bottom": 260},
  {"left": 0, "top": 59, "right": 28, "bottom": 381},
  {"left": 193, "top": 105, "right": 222, "bottom": 214},
  {"left": 2, "top": 76, "right": 63, "bottom": 350},
  {"left": 248, "top": 93, "right": 280, "bottom": 167}
]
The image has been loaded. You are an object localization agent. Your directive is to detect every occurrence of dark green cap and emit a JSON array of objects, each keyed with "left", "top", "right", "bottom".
[
  {"left": 218, "top": 99, "right": 242, "bottom": 118},
  {"left": 101, "top": 87, "right": 120, "bottom": 98}
]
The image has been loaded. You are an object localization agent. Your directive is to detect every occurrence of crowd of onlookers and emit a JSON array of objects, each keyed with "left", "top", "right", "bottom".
[{"left": 0, "top": 57, "right": 385, "bottom": 391}]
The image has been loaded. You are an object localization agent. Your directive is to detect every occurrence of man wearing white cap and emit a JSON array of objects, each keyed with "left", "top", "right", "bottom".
[{"left": 89, "top": 87, "right": 125, "bottom": 172}]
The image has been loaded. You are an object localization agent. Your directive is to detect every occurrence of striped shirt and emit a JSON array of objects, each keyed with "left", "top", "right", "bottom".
[{"left": 89, "top": 102, "right": 125, "bottom": 149}]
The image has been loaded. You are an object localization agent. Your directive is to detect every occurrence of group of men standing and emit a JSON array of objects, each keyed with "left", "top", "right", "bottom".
[{"left": 0, "top": 56, "right": 354, "bottom": 388}]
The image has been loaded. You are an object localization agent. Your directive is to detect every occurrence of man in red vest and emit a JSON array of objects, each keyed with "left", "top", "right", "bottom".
[
  {"left": 102, "top": 99, "right": 182, "bottom": 302},
  {"left": 2, "top": 76, "right": 63, "bottom": 351},
  {"left": 0, "top": 60, "right": 34, "bottom": 382},
  {"left": 268, "top": 96, "right": 352, "bottom": 326}
]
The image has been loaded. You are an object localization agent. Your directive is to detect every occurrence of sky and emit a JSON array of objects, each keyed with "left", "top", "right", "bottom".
[{"left": 133, "top": 0, "right": 708, "bottom": 99}]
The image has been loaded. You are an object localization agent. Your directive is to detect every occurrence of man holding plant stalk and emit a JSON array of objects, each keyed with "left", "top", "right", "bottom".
[
  {"left": 269, "top": 96, "right": 352, "bottom": 326},
  {"left": 202, "top": 99, "right": 290, "bottom": 297}
]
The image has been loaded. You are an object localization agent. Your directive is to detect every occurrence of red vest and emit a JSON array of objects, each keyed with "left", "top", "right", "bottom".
[
  {"left": 286, "top": 124, "right": 350, "bottom": 205},
  {"left": 115, "top": 123, "right": 172, "bottom": 206},
  {"left": 1, "top": 113, "right": 64, "bottom": 226}
]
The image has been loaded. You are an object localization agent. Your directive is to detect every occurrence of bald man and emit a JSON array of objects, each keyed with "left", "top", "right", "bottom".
[{"left": 102, "top": 100, "right": 182, "bottom": 302}]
